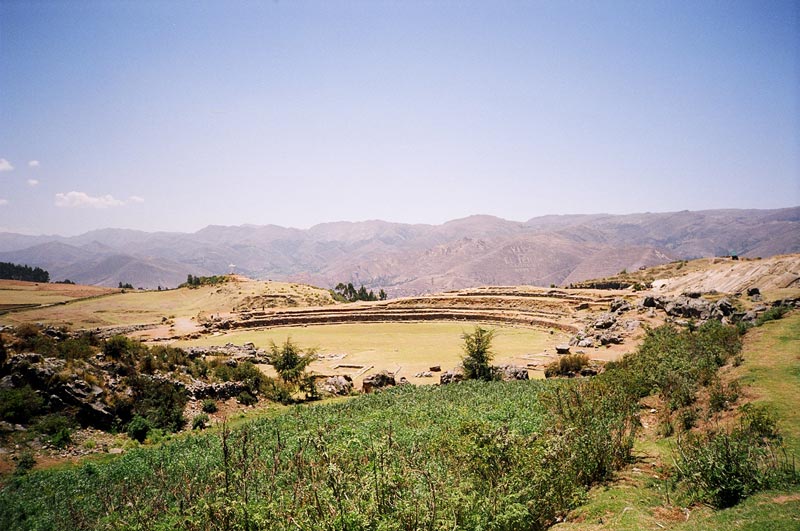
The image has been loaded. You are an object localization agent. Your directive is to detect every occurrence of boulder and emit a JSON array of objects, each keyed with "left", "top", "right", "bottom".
[
  {"left": 429, "top": 365, "right": 441, "bottom": 372},
  {"left": 599, "top": 333, "right": 623, "bottom": 345},
  {"left": 555, "top": 344, "right": 571, "bottom": 355},
  {"left": 440, "top": 366, "right": 465, "bottom": 385},
  {"left": 497, "top": 365, "right": 529, "bottom": 381},
  {"left": 610, "top": 298, "right": 631, "bottom": 313},
  {"left": 593, "top": 313, "right": 617, "bottom": 329},
  {"left": 321, "top": 375, "right": 353, "bottom": 396},
  {"left": 747, "top": 287, "right": 761, "bottom": 297},
  {"left": 362, "top": 371, "right": 396, "bottom": 393},
  {"left": 577, "top": 338, "right": 595, "bottom": 348}
]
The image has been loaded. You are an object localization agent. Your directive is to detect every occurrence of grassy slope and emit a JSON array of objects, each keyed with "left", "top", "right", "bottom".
[
  {"left": 553, "top": 312, "right": 800, "bottom": 531},
  {"left": 0, "top": 278, "right": 334, "bottom": 328}
]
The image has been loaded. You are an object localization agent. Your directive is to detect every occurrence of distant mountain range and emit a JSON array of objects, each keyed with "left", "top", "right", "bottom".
[{"left": 1, "top": 207, "right": 798, "bottom": 295}]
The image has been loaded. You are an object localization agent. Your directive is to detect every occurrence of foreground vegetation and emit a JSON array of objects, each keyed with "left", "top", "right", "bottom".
[
  {"left": 1, "top": 379, "right": 637, "bottom": 530},
  {"left": 1, "top": 312, "right": 798, "bottom": 529}
]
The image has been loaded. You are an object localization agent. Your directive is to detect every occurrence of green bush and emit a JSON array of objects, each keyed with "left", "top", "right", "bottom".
[
  {"left": 673, "top": 421, "right": 798, "bottom": 508},
  {"left": 201, "top": 399, "right": 218, "bottom": 413},
  {"left": 126, "top": 415, "right": 152, "bottom": 443},
  {"left": 461, "top": 326, "right": 497, "bottom": 381},
  {"left": 192, "top": 413, "right": 209, "bottom": 430},
  {"left": 127, "top": 376, "right": 187, "bottom": 432},
  {"left": 755, "top": 305, "right": 790, "bottom": 326},
  {"left": 14, "top": 451, "right": 36, "bottom": 476},
  {"left": 709, "top": 379, "right": 740, "bottom": 413},
  {"left": 0, "top": 386, "right": 44, "bottom": 424},
  {"left": 35, "top": 414, "right": 75, "bottom": 447},
  {"left": 611, "top": 321, "right": 742, "bottom": 409},
  {"left": 237, "top": 391, "right": 257, "bottom": 406}
]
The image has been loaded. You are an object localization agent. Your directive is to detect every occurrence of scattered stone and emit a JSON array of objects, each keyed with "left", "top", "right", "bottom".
[
  {"left": 321, "top": 375, "right": 353, "bottom": 396},
  {"left": 362, "top": 371, "right": 396, "bottom": 393},
  {"left": 555, "top": 344, "right": 571, "bottom": 355},
  {"left": 610, "top": 298, "right": 631, "bottom": 313},
  {"left": 440, "top": 366, "right": 465, "bottom": 385},
  {"left": 593, "top": 313, "right": 617, "bottom": 329},
  {"left": 429, "top": 365, "right": 441, "bottom": 372},
  {"left": 575, "top": 303, "right": 590, "bottom": 311},
  {"left": 577, "top": 338, "right": 594, "bottom": 348},
  {"left": 414, "top": 371, "right": 433, "bottom": 378},
  {"left": 599, "top": 333, "right": 623, "bottom": 345},
  {"left": 497, "top": 365, "right": 529, "bottom": 381}
]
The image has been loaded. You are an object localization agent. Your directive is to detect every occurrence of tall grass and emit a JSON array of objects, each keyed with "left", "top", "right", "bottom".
[{"left": 1, "top": 380, "right": 637, "bottom": 531}]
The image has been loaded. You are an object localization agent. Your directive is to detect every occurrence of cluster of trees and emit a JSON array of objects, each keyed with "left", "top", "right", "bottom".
[
  {"left": 333, "top": 282, "right": 387, "bottom": 302},
  {"left": 0, "top": 262, "right": 49, "bottom": 283},
  {"left": 117, "top": 282, "right": 134, "bottom": 289},
  {"left": 183, "top": 274, "right": 227, "bottom": 288}
]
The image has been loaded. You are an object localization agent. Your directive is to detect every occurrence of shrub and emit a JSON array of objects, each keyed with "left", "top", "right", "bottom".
[
  {"left": 755, "top": 305, "right": 790, "bottom": 326},
  {"left": 545, "top": 354, "right": 589, "bottom": 378},
  {"left": 56, "top": 336, "right": 95, "bottom": 361},
  {"left": 677, "top": 407, "right": 698, "bottom": 432},
  {"left": 709, "top": 379, "right": 740, "bottom": 413},
  {"left": 461, "top": 326, "right": 497, "bottom": 381},
  {"left": 126, "top": 415, "right": 152, "bottom": 443},
  {"left": 0, "top": 386, "right": 44, "bottom": 424},
  {"left": 127, "top": 375, "right": 187, "bottom": 432},
  {"left": 14, "top": 451, "right": 36, "bottom": 476},
  {"left": 201, "top": 399, "right": 218, "bottom": 413},
  {"left": 35, "top": 414, "right": 75, "bottom": 447},
  {"left": 261, "top": 377, "right": 294, "bottom": 405},
  {"left": 192, "top": 413, "right": 209, "bottom": 430},
  {"left": 237, "top": 391, "right": 257, "bottom": 406},
  {"left": 268, "top": 339, "right": 316, "bottom": 386},
  {"left": 673, "top": 423, "right": 798, "bottom": 508},
  {"left": 739, "top": 403, "right": 781, "bottom": 441},
  {"left": 611, "top": 321, "right": 742, "bottom": 409}
]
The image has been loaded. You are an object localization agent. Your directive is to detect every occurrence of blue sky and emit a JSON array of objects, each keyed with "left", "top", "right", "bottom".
[{"left": 0, "top": 0, "right": 798, "bottom": 235}]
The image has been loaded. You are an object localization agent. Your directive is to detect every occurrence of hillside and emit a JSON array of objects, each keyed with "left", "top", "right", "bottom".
[
  {"left": 0, "top": 276, "right": 336, "bottom": 334},
  {"left": 0, "top": 207, "right": 798, "bottom": 294}
]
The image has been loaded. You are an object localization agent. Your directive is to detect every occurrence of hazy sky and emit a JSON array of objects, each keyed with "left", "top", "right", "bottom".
[{"left": 1, "top": 0, "right": 798, "bottom": 235}]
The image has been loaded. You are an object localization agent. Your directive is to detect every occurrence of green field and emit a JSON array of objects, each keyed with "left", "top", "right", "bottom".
[{"left": 177, "top": 322, "right": 568, "bottom": 383}]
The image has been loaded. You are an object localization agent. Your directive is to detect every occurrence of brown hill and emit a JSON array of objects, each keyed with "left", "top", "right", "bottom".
[{"left": 0, "top": 207, "right": 798, "bottom": 294}]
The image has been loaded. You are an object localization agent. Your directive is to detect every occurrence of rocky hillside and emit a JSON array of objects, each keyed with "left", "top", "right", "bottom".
[{"left": 0, "top": 207, "right": 798, "bottom": 295}]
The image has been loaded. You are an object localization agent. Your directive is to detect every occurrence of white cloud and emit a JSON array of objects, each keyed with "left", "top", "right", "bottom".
[
  {"left": 0, "top": 159, "right": 13, "bottom": 172},
  {"left": 0, "top": 198, "right": 9, "bottom": 206},
  {"left": 27, "top": 179, "right": 39, "bottom": 187},
  {"left": 55, "top": 191, "right": 125, "bottom": 209},
  {"left": 28, "top": 160, "right": 40, "bottom": 168},
  {"left": 128, "top": 195, "right": 145, "bottom": 203}
]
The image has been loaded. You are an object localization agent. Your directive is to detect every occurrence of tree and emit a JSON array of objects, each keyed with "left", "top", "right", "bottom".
[
  {"left": 268, "top": 338, "right": 316, "bottom": 389},
  {"left": 379, "top": 289, "right": 387, "bottom": 301},
  {"left": 461, "top": 326, "right": 496, "bottom": 381}
]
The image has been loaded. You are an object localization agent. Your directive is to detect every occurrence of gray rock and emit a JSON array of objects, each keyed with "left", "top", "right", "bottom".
[
  {"left": 362, "top": 371, "right": 396, "bottom": 393},
  {"left": 610, "top": 298, "right": 631, "bottom": 313},
  {"left": 555, "top": 344, "right": 571, "bottom": 355},
  {"left": 497, "top": 365, "right": 529, "bottom": 381},
  {"left": 577, "top": 338, "right": 595, "bottom": 348},
  {"left": 440, "top": 367, "right": 465, "bottom": 385},
  {"left": 593, "top": 313, "right": 617, "bottom": 329},
  {"left": 322, "top": 375, "right": 353, "bottom": 396}
]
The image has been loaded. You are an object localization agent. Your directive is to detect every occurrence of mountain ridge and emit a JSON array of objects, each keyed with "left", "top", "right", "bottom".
[{"left": 1, "top": 207, "right": 798, "bottom": 294}]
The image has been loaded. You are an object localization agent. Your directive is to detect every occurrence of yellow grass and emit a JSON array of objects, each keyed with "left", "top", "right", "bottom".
[
  {"left": 0, "top": 278, "right": 335, "bottom": 329},
  {"left": 175, "top": 321, "right": 567, "bottom": 385}
]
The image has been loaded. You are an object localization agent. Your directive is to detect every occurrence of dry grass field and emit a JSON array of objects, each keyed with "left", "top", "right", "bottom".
[
  {"left": 176, "top": 321, "right": 569, "bottom": 385},
  {"left": 0, "top": 277, "right": 335, "bottom": 329}
]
